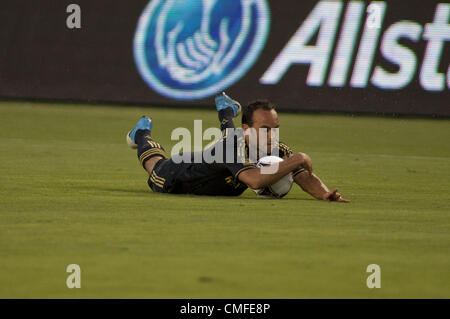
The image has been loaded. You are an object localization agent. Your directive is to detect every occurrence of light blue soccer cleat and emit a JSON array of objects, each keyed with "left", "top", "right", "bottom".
[
  {"left": 126, "top": 116, "right": 153, "bottom": 149},
  {"left": 215, "top": 92, "right": 242, "bottom": 117}
]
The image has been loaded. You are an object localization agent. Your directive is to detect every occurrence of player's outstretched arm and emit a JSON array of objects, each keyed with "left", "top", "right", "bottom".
[
  {"left": 294, "top": 171, "right": 350, "bottom": 202},
  {"left": 238, "top": 152, "right": 311, "bottom": 190}
]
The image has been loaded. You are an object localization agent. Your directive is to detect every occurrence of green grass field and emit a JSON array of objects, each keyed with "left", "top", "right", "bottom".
[{"left": 0, "top": 100, "right": 449, "bottom": 298}]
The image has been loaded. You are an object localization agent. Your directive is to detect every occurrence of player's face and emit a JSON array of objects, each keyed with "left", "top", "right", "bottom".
[{"left": 244, "top": 109, "right": 280, "bottom": 152}]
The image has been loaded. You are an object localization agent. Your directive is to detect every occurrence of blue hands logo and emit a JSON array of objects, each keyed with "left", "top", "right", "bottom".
[{"left": 134, "top": 0, "right": 270, "bottom": 100}]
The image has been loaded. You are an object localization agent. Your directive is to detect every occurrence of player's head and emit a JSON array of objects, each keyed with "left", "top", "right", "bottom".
[{"left": 242, "top": 100, "right": 279, "bottom": 152}]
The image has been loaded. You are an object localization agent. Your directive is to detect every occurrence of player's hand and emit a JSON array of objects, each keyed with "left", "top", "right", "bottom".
[{"left": 322, "top": 189, "right": 350, "bottom": 203}]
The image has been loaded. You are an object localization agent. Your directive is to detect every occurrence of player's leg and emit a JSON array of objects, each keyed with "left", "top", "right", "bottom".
[
  {"left": 126, "top": 116, "right": 167, "bottom": 175},
  {"left": 215, "top": 92, "right": 241, "bottom": 132},
  {"left": 143, "top": 156, "right": 163, "bottom": 176},
  {"left": 127, "top": 116, "right": 197, "bottom": 194}
]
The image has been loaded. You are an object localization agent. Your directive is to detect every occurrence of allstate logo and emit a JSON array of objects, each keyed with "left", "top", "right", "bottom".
[{"left": 134, "top": 0, "right": 270, "bottom": 100}]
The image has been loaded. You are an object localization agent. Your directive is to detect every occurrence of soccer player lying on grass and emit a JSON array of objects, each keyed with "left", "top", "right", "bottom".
[{"left": 126, "top": 93, "right": 348, "bottom": 202}]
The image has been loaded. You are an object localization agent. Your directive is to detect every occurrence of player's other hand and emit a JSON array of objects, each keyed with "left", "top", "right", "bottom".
[{"left": 322, "top": 189, "right": 350, "bottom": 203}]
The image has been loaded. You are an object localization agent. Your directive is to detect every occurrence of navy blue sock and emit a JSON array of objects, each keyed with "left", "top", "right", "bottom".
[
  {"left": 218, "top": 108, "right": 235, "bottom": 132},
  {"left": 135, "top": 130, "right": 167, "bottom": 167}
]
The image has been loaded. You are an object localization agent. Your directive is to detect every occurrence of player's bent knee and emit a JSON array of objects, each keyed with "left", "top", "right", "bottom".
[{"left": 144, "top": 156, "right": 164, "bottom": 175}]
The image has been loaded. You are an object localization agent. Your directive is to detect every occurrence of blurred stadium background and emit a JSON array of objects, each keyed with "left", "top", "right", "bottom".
[{"left": 0, "top": 0, "right": 449, "bottom": 298}]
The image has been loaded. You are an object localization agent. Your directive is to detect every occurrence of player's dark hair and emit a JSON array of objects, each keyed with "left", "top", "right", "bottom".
[{"left": 242, "top": 100, "right": 276, "bottom": 127}]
